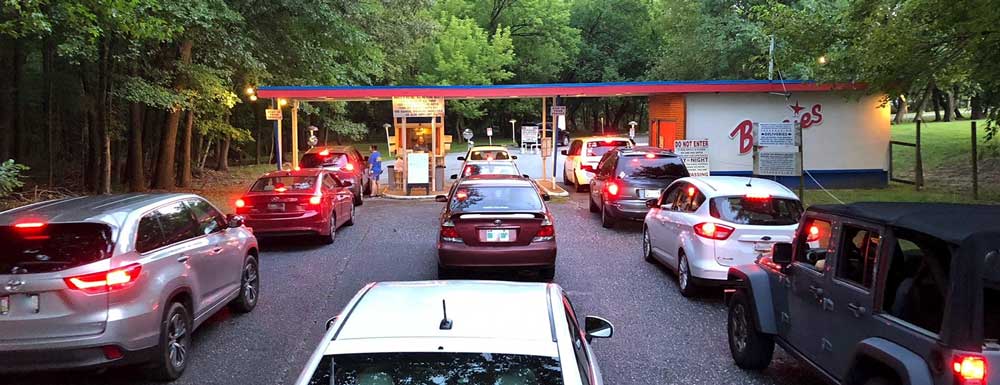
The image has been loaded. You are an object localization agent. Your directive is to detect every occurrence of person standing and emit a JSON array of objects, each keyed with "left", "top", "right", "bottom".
[{"left": 368, "top": 145, "right": 383, "bottom": 197}]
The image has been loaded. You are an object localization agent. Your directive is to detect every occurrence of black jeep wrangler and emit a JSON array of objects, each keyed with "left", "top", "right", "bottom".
[{"left": 726, "top": 203, "right": 998, "bottom": 385}]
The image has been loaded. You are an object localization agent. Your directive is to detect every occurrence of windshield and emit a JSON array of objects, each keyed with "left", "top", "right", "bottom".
[
  {"left": 469, "top": 150, "right": 510, "bottom": 161},
  {"left": 301, "top": 152, "right": 349, "bottom": 169},
  {"left": 618, "top": 155, "right": 689, "bottom": 179},
  {"left": 586, "top": 140, "right": 630, "bottom": 157},
  {"left": 451, "top": 186, "right": 543, "bottom": 212},
  {"left": 0, "top": 223, "right": 114, "bottom": 274},
  {"left": 463, "top": 163, "right": 519, "bottom": 177},
  {"left": 250, "top": 176, "right": 317, "bottom": 192},
  {"left": 307, "top": 352, "right": 563, "bottom": 385},
  {"left": 710, "top": 196, "right": 803, "bottom": 226}
]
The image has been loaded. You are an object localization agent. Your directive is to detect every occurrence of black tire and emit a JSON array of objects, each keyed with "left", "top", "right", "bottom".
[
  {"left": 344, "top": 204, "right": 355, "bottom": 226},
  {"left": 642, "top": 228, "right": 655, "bottom": 263},
  {"left": 600, "top": 199, "right": 616, "bottom": 228},
  {"left": 353, "top": 190, "right": 363, "bottom": 206},
  {"left": 230, "top": 255, "right": 259, "bottom": 313},
  {"left": 150, "top": 302, "right": 192, "bottom": 381},
  {"left": 539, "top": 267, "right": 555, "bottom": 281},
  {"left": 727, "top": 291, "right": 775, "bottom": 370},
  {"left": 437, "top": 264, "right": 453, "bottom": 280},
  {"left": 321, "top": 214, "right": 336, "bottom": 244},
  {"left": 589, "top": 194, "right": 599, "bottom": 213},
  {"left": 863, "top": 377, "right": 896, "bottom": 385},
  {"left": 362, "top": 179, "right": 371, "bottom": 196},
  {"left": 575, "top": 180, "right": 586, "bottom": 193},
  {"left": 562, "top": 169, "right": 569, "bottom": 185},
  {"left": 677, "top": 252, "right": 697, "bottom": 297}
]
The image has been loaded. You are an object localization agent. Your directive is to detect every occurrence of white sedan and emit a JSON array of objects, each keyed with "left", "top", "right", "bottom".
[{"left": 642, "top": 176, "right": 803, "bottom": 296}]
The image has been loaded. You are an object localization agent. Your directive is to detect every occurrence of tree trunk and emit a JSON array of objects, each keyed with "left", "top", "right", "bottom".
[
  {"left": 254, "top": 104, "right": 262, "bottom": 164},
  {"left": 153, "top": 40, "right": 193, "bottom": 189},
  {"left": 0, "top": 38, "right": 12, "bottom": 161},
  {"left": 199, "top": 139, "right": 212, "bottom": 171},
  {"left": 912, "top": 83, "right": 933, "bottom": 123},
  {"left": 12, "top": 39, "right": 25, "bottom": 161},
  {"left": 943, "top": 89, "right": 954, "bottom": 122},
  {"left": 127, "top": 103, "right": 147, "bottom": 191},
  {"left": 971, "top": 93, "right": 985, "bottom": 119},
  {"left": 893, "top": 95, "right": 908, "bottom": 124},
  {"left": 931, "top": 87, "right": 943, "bottom": 121},
  {"left": 43, "top": 38, "right": 56, "bottom": 186},
  {"left": 178, "top": 110, "right": 194, "bottom": 187},
  {"left": 216, "top": 136, "right": 230, "bottom": 171},
  {"left": 96, "top": 38, "right": 112, "bottom": 194}
]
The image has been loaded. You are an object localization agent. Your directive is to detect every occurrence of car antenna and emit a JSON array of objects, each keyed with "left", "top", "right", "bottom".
[
  {"left": 746, "top": 176, "right": 753, "bottom": 187},
  {"left": 439, "top": 299, "right": 453, "bottom": 330}
]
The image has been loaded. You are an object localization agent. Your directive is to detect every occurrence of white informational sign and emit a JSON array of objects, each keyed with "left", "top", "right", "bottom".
[
  {"left": 541, "top": 138, "right": 553, "bottom": 157},
  {"left": 392, "top": 97, "right": 445, "bottom": 118},
  {"left": 406, "top": 152, "right": 429, "bottom": 184},
  {"left": 756, "top": 122, "right": 797, "bottom": 147},
  {"left": 550, "top": 106, "right": 566, "bottom": 116},
  {"left": 557, "top": 115, "right": 566, "bottom": 130},
  {"left": 486, "top": 127, "right": 493, "bottom": 137},
  {"left": 521, "top": 126, "right": 539, "bottom": 143},
  {"left": 755, "top": 150, "right": 801, "bottom": 176},
  {"left": 673, "top": 139, "right": 711, "bottom": 177},
  {"left": 265, "top": 109, "right": 282, "bottom": 120}
]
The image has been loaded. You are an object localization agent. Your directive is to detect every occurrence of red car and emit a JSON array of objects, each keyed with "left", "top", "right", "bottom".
[
  {"left": 435, "top": 175, "right": 556, "bottom": 280},
  {"left": 235, "top": 169, "right": 355, "bottom": 243}
]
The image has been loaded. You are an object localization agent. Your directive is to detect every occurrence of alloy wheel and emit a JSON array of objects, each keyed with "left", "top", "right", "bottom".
[
  {"left": 167, "top": 313, "right": 189, "bottom": 369},
  {"left": 643, "top": 231, "right": 651, "bottom": 257},
  {"left": 731, "top": 303, "right": 749, "bottom": 353},
  {"left": 679, "top": 256, "right": 690, "bottom": 290},
  {"left": 242, "top": 262, "right": 259, "bottom": 306}
]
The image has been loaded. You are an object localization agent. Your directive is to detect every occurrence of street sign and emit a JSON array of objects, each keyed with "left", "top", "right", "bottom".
[
  {"left": 521, "top": 126, "right": 539, "bottom": 143},
  {"left": 462, "top": 128, "right": 474, "bottom": 141},
  {"left": 265, "top": 109, "right": 282, "bottom": 120},
  {"left": 674, "top": 139, "right": 710, "bottom": 177},
  {"left": 392, "top": 97, "right": 445, "bottom": 118},
  {"left": 407, "top": 152, "right": 429, "bottom": 184},
  {"left": 541, "top": 138, "right": 553, "bottom": 157},
  {"left": 628, "top": 121, "right": 638, "bottom": 139},
  {"left": 756, "top": 122, "right": 798, "bottom": 147},
  {"left": 550, "top": 106, "right": 566, "bottom": 116},
  {"left": 486, "top": 127, "right": 493, "bottom": 136},
  {"left": 755, "top": 149, "right": 801, "bottom": 176}
]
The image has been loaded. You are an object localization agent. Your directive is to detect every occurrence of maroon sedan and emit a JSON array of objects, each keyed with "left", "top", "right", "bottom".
[
  {"left": 435, "top": 175, "right": 556, "bottom": 280},
  {"left": 236, "top": 169, "right": 355, "bottom": 243}
]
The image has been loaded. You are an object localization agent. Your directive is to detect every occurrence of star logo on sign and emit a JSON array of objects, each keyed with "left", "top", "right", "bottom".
[{"left": 789, "top": 101, "right": 805, "bottom": 115}]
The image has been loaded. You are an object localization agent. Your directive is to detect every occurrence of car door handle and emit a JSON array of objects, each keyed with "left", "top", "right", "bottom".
[
  {"left": 210, "top": 247, "right": 224, "bottom": 255},
  {"left": 847, "top": 302, "right": 867, "bottom": 317},
  {"left": 808, "top": 285, "right": 824, "bottom": 298},
  {"left": 177, "top": 255, "right": 191, "bottom": 263}
]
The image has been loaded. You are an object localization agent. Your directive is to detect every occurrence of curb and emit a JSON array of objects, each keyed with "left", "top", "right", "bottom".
[{"left": 534, "top": 180, "right": 570, "bottom": 197}]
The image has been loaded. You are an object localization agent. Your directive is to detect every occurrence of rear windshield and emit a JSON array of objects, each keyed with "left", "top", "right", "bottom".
[
  {"left": 0, "top": 223, "right": 114, "bottom": 274},
  {"left": 451, "top": 186, "right": 543, "bottom": 212},
  {"left": 301, "top": 152, "right": 348, "bottom": 168},
  {"left": 617, "top": 155, "right": 689, "bottom": 179},
  {"left": 710, "top": 196, "right": 803, "bottom": 226},
  {"left": 307, "top": 352, "right": 563, "bottom": 385},
  {"left": 464, "top": 163, "right": 519, "bottom": 177},
  {"left": 250, "top": 176, "right": 317, "bottom": 192},
  {"left": 586, "top": 140, "right": 630, "bottom": 157},
  {"left": 469, "top": 150, "right": 510, "bottom": 161}
]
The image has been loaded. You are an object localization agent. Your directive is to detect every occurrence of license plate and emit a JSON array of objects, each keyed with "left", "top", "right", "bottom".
[
  {"left": 0, "top": 296, "right": 7, "bottom": 315},
  {"left": 267, "top": 203, "right": 285, "bottom": 211},
  {"left": 754, "top": 242, "right": 774, "bottom": 252},
  {"left": 644, "top": 189, "right": 661, "bottom": 199},
  {"left": 483, "top": 229, "right": 514, "bottom": 242}
]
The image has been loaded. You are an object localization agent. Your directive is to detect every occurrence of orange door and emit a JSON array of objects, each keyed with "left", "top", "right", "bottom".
[{"left": 651, "top": 120, "right": 678, "bottom": 149}]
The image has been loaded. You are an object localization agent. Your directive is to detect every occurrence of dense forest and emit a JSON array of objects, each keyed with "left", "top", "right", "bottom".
[{"left": 1, "top": 0, "right": 998, "bottom": 195}]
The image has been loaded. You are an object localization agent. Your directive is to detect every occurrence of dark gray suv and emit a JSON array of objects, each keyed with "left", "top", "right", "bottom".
[
  {"left": 726, "top": 203, "right": 998, "bottom": 385},
  {"left": 589, "top": 146, "right": 689, "bottom": 228},
  {"left": 0, "top": 194, "right": 260, "bottom": 380}
]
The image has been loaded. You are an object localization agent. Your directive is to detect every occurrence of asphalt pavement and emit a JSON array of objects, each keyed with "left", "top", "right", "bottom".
[{"left": 6, "top": 188, "right": 825, "bottom": 385}]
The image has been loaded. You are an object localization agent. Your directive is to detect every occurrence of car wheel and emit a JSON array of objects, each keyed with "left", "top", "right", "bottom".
[
  {"left": 600, "top": 199, "right": 616, "bottom": 228},
  {"left": 437, "top": 264, "right": 453, "bottom": 280},
  {"left": 575, "top": 179, "right": 586, "bottom": 193},
  {"left": 321, "top": 214, "right": 336, "bottom": 244},
  {"left": 539, "top": 267, "right": 555, "bottom": 281},
  {"left": 727, "top": 291, "right": 775, "bottom": 370},
  {"left": 344, "top": 204, "right": 355, "bottom": 227},
  {"left": 230, "top": 255, "right": 259, "bottom": 313},
  {"left": 150, "top": 302, "right": 192, "bottom": 381},
  {"left": 589, "top": 193, "right": 599, "bottom": 213},
  {"left": 642, "top": 228, "right": 655, "bottom": 263},
  {"left": 363, "top": 179, "right": 372, "bottom": 196},
  {"left": 353, "top": 189, "right": 363, "bottom": 206},
  {"left": 677, "top": 252, "right": 697, "bottom": 297}
]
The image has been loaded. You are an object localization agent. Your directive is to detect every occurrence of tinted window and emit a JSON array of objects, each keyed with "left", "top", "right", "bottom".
[
  {"left": 469, "top": 150, "right": 510, "bottom": 160},
  {"left": 0, "top": 223, "right": 113, "bottom": 274},
  {"left": 155, "top": 202, "right": 200, "bottom": 246},
  {"left": 617, "top": 154, "right": 688, "bottom": 179},
  {"left": 250, "top": 176, "right": 317, "bottom": 192},
  {"left": 186, "top": 199, "right": 225, "bottom": 235},
  {"left": 463, "top": 163, "right": 519, "bottom": 177},
  {"left": 882, "top": 229, "right": 951, "bottom": 333},
  {"left": 301, "top": 152, "right": 348, "bottom": 169},
  {"left": 564, "top": 297, "right": 593, "bottom": 385},
  {"left": 835, "top": 225, "right": 880, "bottom": 289},
  {"left": 451, "top": 186, "right": 544, "bottom": 212},
  {"left": 795, "top": 218, "right": 833, "bottom": 272},
  {"left": 136, "top": 215, "right": 166, "bottom": 253},
  {"left": 322, "top": 175, "right": 338, "bottom": 190},
  {"left": 308, "top": 352, "right": 563, "bottom": 385},
  {"left": 710, "top": 197, "right": 803, "bottom": 226},
  {"left": 672, "top": 185, "right": 705, "bottom": 213},
  {"left": 585, "top": 140, "right": 630, "bottom": 157},
  {"left": 597, "top": 153, "right": 616, "bottom": 176}
]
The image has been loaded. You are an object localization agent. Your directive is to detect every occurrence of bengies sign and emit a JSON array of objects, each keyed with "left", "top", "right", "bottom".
[{"left": 392, "top": 97, "right": 444, "bottom": 118}]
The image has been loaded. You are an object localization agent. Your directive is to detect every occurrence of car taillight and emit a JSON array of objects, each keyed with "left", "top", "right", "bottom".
[
  {"left": 580, "top": 164, "right": 595, "bottom": 172},
  {"left": 65, "top": 264, "right": 142, "bottom": 294},
  {"left": 606, "top": 181, "right": 620, "bottom": 197},
  {"left": 953, "top": 355, "right": 987, "bottom": 384},
  {"left": 14, "top": 221, "right": 46, "bottom": 229},
  {"left": 235, "top": 198, "right": 246, "bottom": 208},
  {"left": 441, "top": 220, "right": 461, "bottom": 243},
  {"left": 533, "top": 217, "right": 555, "bottom": 242},
  {"left": 806, "top": 225, "right": 821, "bottom": 242},
  {"left": 745, "top": 192, "right": 771, "bottom": 200},
  {"left": 345, "top": 163, "right": 355, "bottom": 171},
  {"left": 309, "top": 195, "right": 322, "bottom": 205},
  {"left": 694, "top": 222, "right": 734, "bottom": 240}
]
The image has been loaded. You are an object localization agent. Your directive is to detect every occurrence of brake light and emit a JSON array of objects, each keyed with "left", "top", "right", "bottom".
[
  {"left": 345, "top": 163, "right": 355, "bottom": 172},
  {"left": 293, "top": 166, "right": 301, "bottom": 171},
  {"left": 806, "top": 225, "right": 821, "bottom": 242},
  {"left": 455, "top": 189, "right": 469, "bottom": 200},
  {"left": 533, "top": 217, "right": 555, "bottom": 242},
  {"left": 603, "top": 139, "right": 613, "bottom": 143},
  {"left": 440, "top": 220, "right": 461, "bottom": 243},
  {"left": 14, "top": 222, "right": 45, "bottom": 229},
  {"left": 580, "top": 165, "right": 596, "bottom": 172},
  {"left": 319, "top": 149, "right": 330, "bottom": 156},
  {"left": 953, "top": 355, "right": 987, "bottom": 384},
  {"left": 745, "top": 192, "right": 771, "bottom": 200},
  {"left": 645, "top": 153, "right": 656, "bottom": 159},
  {"left": 235, "top": 198, "right": 246, "bottom": 208},
  {"left": 687, "top": 187, "right": 696, "bottom": 196},
  {"left": 309, "top": 195, "right": 322, "bottom": 205},
  {"left": 65, "top": 264, "right": 142, "bottom": 294},
  {"left": 694, "top": 222, "right": 734, "bottom": 240},
  {"left": 606, "top": 181, "right": 620, "bottom": 197}
]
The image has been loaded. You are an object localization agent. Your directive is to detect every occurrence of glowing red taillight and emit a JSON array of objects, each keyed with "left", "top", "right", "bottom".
[
  {"left": 14, "top": 222, "right": 45, "bottom": 229},
  {"left": 440, "top": 220, "right": 461, "bottom": 242},
  {"left": 694, "top": 222, "right": 734, "bottom": 240},
  {"left": 235, "top": 198, "right": 246, "bottom": 208},
  {"left": 344, "top": 163, "right": 355, "bottom": 171},
  {"left": 65, "top": 264, "right": 142, "bottom": 294},
  {"left": 536, "top": 225, "right": 554, "bottom": 237},
  {"left": 953, "top": 355, "right": 987, "bottom": 384},
  {"left": 806, "top": 225, "right": 821, "bottom": 242},
  {"left": 308, "top": 195, "right": 322, "bottom": 205},
  {"left": 606, "top": 181, "right": 620, "bottom": 197},
  {"left": 319, "top": 149, "right": 330, "bottom": 156}
]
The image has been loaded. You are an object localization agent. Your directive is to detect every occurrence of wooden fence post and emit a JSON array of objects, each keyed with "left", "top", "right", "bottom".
[
  {"left": 915, "top": 119, "right": 924, "bottom": 190},
  {"left": 972, "top": 121, "right": 978, "bottom": 200}
]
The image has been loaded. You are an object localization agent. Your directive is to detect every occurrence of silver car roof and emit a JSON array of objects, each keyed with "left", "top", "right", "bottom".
[
  {"left": 682, "top": 176, "right": 799, "bottom": 200},
  {"left": 0, "top": 193, "right": 198, "bottom": 228}
]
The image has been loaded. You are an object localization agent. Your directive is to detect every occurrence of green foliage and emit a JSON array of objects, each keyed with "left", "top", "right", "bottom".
[{"left": 0, "top": 160, "right": 29, "bottom": 196}]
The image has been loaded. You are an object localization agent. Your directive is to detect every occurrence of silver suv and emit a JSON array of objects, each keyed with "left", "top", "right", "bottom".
[{"left": 0, "top": 193, "right": 260, "bottom": 380}]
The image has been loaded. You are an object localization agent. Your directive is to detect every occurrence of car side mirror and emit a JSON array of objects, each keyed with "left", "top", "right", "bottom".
[
  {"left": 560, "top": 150, "right": 568, "bottom": 156},
  {"left": 522, "top": 174, "right": 530, "bottom": 178},
  {"left": 511, "top": 155, "right": 518, "bottom": 160},
  {"left": 645, "top": 199, "right": 658, "bottom": 209},
  {"left": 584, "top": 316, "right": 614, "bottom": 342},
  {"left": 434, "top": 195, "right": 449, "bottom": 203},
  {"left": 340, "top": 180, "right": 353, "bottom": 187},
  {"left": 457, "top": 156, "right": 465, "bottom": 161},
  {"left": 542, "top": 193, "right": 551, "bottom": 201},
  {"left": 325, "top": 316, "right": 339, "bottom": 330},
  {"left": 450, "top": 174, "right": 458, "bottom": 180},
  {"left": 226, "top": 214, "right": 244, "bottom": 228},
  {"left": 771, "top": 242, "right": 793, "bottom": 265}
]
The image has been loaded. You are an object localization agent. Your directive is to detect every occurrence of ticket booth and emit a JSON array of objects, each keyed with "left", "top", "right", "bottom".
[{"left": 386, "top": 97, "right": 452, "bottom": 195}]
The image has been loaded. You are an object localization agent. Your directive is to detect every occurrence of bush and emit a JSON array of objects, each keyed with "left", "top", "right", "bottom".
[{"left": 0, "top": 160, "right": 29, "bottom": 196}]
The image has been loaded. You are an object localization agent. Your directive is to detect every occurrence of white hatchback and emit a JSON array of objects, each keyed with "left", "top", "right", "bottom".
[{"left": 642, "top": 177, "right": 803, "bottom": 296}]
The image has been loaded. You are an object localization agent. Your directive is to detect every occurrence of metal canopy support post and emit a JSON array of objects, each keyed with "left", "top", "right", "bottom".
[
  {"left": 541, "top": 97, "right": 547, "bottom": 182},
  {"left": 274, "top": 98, "right": 283, "bottom": 171},
  {"left": 797, "top": 121, "right": 804, "bottom": 200},
  {"left": 291, "top": 100, "right": 299, "bottom": 169},
  {"left": 401, "top": 116, "right": 407, "bottom": 194},
  {"left": 431, "top": 115, "right": 436, "bottom": 193},
  {"left": 553, "top": 96, "right": 561, "bottom": 180}
]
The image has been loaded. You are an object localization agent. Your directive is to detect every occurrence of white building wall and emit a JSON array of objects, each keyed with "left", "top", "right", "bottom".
[{"left": 684, "top": 92, "right": 891, "bottom": 173}]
